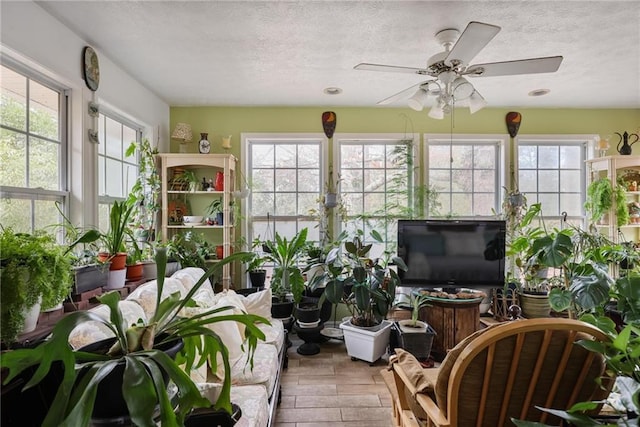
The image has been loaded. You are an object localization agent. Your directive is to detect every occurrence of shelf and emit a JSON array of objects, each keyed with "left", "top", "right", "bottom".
[
  {"left": 157, "top": 153, "right": 237, "bottom": 289},
  {"left": 167, "top": 190, "right": 224, "bottom": 195},
  {"left": 167, "top": 225, "right": 229, "bottom": 229}
]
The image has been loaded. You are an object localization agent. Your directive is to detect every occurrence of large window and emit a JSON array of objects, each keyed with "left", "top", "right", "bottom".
[
  {"left": 97, "top": 111, "right": 141, "bottom": 231},
  {"left": 0, "top": 62, "right": 68, "bottom": 233},
  {"left": 244, "top": 134, "right": 324, "bottom": 245},
  {"left": 426, "top": 134, "right": 506, "bottom": 217},
  {"left": 335, "top": 134, "right": 419, "bottom": 256},
  {"left": 516, "top": 136, "right": 590, "bottom": 228}
]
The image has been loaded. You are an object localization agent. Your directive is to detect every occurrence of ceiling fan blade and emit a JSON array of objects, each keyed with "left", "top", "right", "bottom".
[
  {"left": 376, "top": 82, "right": 426, "bottom": 105},
  {"left": 444, "top": 21, "right": 501, "bottom": 67},
  {"left": 354, "top": 63, "right": 428, "bottom": 75},
  {"left": 465, "top": 56, "right": 563, "bottom": 77}
]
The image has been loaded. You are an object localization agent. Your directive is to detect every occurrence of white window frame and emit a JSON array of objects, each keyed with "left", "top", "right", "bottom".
[
  {"left": 0, "top": 57, "right": 69, "bottom": 233},
  {"left": 97, "top": 108, "right": 142, "bottom": 229},
  {"left": 333, "top": 133, "right": 420, "bottom": 254},
  {"left": 424, "top": 133, "right": 509, "bottom": 218},
  {"left": 515, "top": 134, "right": 598, "bottom": 229},
  {"left": 241, "top": 133, "right": 327, "bottom": 247}
]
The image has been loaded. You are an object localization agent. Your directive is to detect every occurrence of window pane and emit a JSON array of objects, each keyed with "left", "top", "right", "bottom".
[
  {"left": 29, "top": 137, "right": 59, "bottom": 189},
  {"left": 451, "top": 193, "right": 472, "bottom": 216},
  {"left": 560, "top": 170, "right": 581, "bottom": 192},
  {"left": 299, "top": 145, "right": 319, "bottom": 168},
  {"left": 105, "top": 117, "right": 122, "bottom": 159},
  {"left": 341, "top": 145, "right": 362, "bottom": 167},
  {"left": 252, "top": 145, "right": 273, "bottom": 168},
  {"left": 29, "top": 80, "right": 59, "bottom": 140},
  {"left": 519, "top": 146, "right": 536, "bottom": 168},
  {"left": 275, "top": 169, "right": 296, "bottom": 192},
  {"left": 538, "top": 146, "right": 559, "bottom": 168},
  {"left": 252, "top": 192, "right": 275, "bottom": 215},
  {"left": 0, "top": 129, "right": 26, "bottom": 186},
  {"left": 474, "top": 169, "right": 495, "bottom": 192},
  {"left": 252, "top": 169, "right": 274, "bottom": 191},
  {"left": 0, "top": 65, "right": 66, "bottom": 233},
  {"left": 429, "top": 169, "right": 451, "bottom": 192},
  {"left": 0, "top": 198, "right": 31, "bottom": 232},
  {"left": 275, "top": 145, "right": 296, "bottom": 167},
  {"left": 106, "top": 158, "right": 123, "bottom": 197},
  {"left": 519, "top": 170, "right": 537, "bottom": 192},
  {"left": 0, "top": 65, "right": 27, "bottom": 131},
  {"left": 341, "top": 169, "right": 363, "bottom": 192},
  {"left": 275, "top": 193, "right": 296, "bottom": 215},
  {"left": 34, "top": 199, "right": 61, "bottom": 230},
  {"left": 538, "top": 170, "right": 559, "bottom": 192},
  {"left": 297, "top": 169, "right": 318, "bottom": 192},
  {"left": 560, "top": 193, "right": 582, "bottom": 216},
  {"left": 451, "top": 145, "right": 473, "bottom": 168}
]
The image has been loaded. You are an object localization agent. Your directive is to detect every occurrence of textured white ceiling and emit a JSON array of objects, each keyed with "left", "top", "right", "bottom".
[{"left": 37, "top": 1, "right": 640, "bottom": 109}]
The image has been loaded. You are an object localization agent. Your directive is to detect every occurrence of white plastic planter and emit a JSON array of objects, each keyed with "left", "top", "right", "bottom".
[
  {"left": 340, "top": 319, "right": 392, "bottom": 363},
  {"left": 105, "top": 268, "right": 126, "bottom": 290}
]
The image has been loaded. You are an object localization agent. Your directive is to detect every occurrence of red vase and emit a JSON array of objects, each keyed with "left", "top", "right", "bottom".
[
  {"left": 216, "top": 245, "right": 224, "bottom": 260},
  {"left": 215, "top": 172, "right": 224, "bottom": 191}
]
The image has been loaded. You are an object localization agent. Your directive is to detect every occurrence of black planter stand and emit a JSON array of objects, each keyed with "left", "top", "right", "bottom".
[{"left": 293, "top": 321, "right": 324, "bottom": 355}]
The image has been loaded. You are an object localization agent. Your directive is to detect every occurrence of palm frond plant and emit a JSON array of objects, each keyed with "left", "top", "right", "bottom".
[
  {"left": 261, "top": 228, "right": 308, "bottom": 304},
  {"left": 1, "top": 248, "right": 268, "bottom": 426}
]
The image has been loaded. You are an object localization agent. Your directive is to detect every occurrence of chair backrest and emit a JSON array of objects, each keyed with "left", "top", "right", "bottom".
[{"left": 441, "top": 318, "right": 613, "bottom": 426}]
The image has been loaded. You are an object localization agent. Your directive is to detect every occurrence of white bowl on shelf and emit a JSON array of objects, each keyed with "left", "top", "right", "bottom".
[{"left": 183, "top": 215, "right": 203, "bottom": 224}]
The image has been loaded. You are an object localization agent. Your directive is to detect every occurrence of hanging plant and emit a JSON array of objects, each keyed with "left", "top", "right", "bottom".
[
  {"left": 615, "top": 177, "right": 630, "bottom": 226},
  {"left": 584, "top": 178, "right": 613, "bottom": 224}
]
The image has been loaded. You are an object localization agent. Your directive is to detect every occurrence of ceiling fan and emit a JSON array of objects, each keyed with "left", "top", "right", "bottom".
[{"left": 354, "top": 21, "right": 563, "bottom": 119}]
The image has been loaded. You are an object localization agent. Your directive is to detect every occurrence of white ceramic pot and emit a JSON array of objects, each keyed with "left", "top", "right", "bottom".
[
  {"left": 22, "top": 298, "right": 42, "bottom": 334},
  {"left": 105, "top": 268, "right": 126, "bottom": 290},
  {"left": 340, "top": 319, "right": 392, "bottom": 363}
]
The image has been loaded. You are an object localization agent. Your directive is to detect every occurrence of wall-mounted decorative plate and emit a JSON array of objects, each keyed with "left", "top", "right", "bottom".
[{"left": 82, "top": 46, "right": 100, "bottom": 91}]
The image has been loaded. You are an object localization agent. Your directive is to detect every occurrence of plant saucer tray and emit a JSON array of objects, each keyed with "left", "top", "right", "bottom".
[{"left": 414, "top": 288, "right": 485, "bottom": 304}]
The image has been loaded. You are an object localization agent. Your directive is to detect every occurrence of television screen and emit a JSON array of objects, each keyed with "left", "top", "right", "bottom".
[{"left": 397, "top": 219, "right": 506, "bottom": 289}]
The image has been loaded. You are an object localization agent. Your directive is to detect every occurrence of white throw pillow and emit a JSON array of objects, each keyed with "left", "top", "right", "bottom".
[{"left": 240, "top": 288, "right": 273, "bottom": 319}]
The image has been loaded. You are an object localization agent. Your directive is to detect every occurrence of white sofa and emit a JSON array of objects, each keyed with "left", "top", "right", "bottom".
[{"left": 68, "top": 267, "right": 286, "bottom": 427}]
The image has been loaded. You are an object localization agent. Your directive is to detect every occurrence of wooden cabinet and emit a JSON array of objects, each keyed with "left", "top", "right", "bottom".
[
  {"left": 586, "top": 155, "right": 640, "bottom": 242},
  {"left": 157, "top": 154, "right": 236, "bottom": 288}
]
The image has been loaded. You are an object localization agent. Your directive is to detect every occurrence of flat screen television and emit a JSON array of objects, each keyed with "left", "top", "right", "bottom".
[{"left": 397, "top": 219, "right": 506, "bottom": 289}]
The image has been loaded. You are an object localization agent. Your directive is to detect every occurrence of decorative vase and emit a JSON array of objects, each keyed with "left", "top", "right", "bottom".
[
  {"left": 616, "top": 131, "right": 639, "bottom": 155},
  {"left": 216, "top": 245, "right": 224, "bottom": 260},
  {"left": 215, "top": 171, "right": 224, "bottom": 191},
  {"left": 221, "top": 135, "right": 232, "bottom": 150}
]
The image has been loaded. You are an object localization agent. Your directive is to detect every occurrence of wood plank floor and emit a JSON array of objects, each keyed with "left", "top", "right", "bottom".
[{"left": 274, "top": 327, "right": 393, "bottom": 427}]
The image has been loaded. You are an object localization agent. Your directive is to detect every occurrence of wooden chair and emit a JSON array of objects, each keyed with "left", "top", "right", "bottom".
[{"left": 388, "top": 318, "right": 614, "bottom": 427}]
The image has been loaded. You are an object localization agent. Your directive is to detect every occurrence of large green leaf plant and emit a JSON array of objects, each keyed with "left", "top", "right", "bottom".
[
  {"left": 1, "top": 248, "right": 268, "bottom": 426},
  {"left": 322, "top": 229, "right": 407, "bottom": 327},
  {"left": 261, "top": 227, "right": 308, "bottom": 304}
]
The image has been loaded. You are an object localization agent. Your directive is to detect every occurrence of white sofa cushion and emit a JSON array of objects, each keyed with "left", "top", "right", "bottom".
[
  {"left": 68, "top": 300, "right": 147, "bottom": 349},
  {"left": 227, "top": 342, "right": 279, "bottom": 399},
  {"left": 171, "top": 267, "right": 210, "bottom": 292},
  {"left": 126, "top": 277, "right": 188, "bottom": 319},
  {"left": 239, "top": 288, "right": 272, "bottom": 319}
]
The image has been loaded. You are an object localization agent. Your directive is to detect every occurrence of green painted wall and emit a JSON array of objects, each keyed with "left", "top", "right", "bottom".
[{"left": 170, "top": 106, "right": 640, "bottom": 156}]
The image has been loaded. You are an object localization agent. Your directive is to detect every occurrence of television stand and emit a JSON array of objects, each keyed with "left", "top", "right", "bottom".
[{"left": 419, "top": 297, "right": 481, "bottom": 362}]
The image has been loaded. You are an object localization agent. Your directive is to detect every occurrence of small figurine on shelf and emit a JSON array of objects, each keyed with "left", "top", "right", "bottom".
[
  {"left": 628, "top": 201, "right": 640, "bottom": 223},
  {"left": 629, "top": 181, "right": 638, "bottom": 192},
  {"left": 202, "top": 177, "right": 209, "bottom": 191}
]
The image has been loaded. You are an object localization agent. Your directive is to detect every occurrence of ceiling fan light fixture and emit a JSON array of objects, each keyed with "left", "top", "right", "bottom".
[
  {"left": 407, "top": 88, "right": 429, "bottom": 111},
  {"left": 452, "top": 76, "right": 474, "bottom": 101},
  {"left": 428, "top": 101, "right": 445, "bottom": 120},
  {"left": 468, "top": 90, "right": 488, "bottom": 114}
]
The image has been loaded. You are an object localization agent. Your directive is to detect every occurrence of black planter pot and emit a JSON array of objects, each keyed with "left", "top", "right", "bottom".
[
  {"left": 185, "top": 403, "right": 242, "bottom": 427},
  {"left": 294, "top": 301, "right": 321, "bottom": 324},
  {"left": 248, "top": 269, "right": 266, "bottom": 288},
  {"left": 271, "top": 298, "right": 294, "bottom": 319},
  {"left": 79, "top": 335, "right": 184, "bottom": 420}
]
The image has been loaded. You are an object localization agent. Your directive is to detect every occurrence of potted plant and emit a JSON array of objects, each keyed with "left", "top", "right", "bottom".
[
  {"left": 261, "top": 228, "right": 308, "bottom": 319},
  {"left": 1, "top": 248, "right": 268, "bottom": 425},
  {"left": 126, "top": 138, "right": 160, "bottom": 242},
  {"left": 245, "top": 252, "right": 267, "bottom": 289},
  {"left": 322, "top": 229, "right": 407, "bottom": 363},
  {"left": 166, "top": 231, "right": 215, "bottom": 270},
  {"left": 125, "top": 240, "right": 144, "bottom": 281},
  {"left": 206, "top": 198, "right": 224, "bottom": 226},
  {"left": 393, "top": 293, "right": 435, "bottom": 361},
  {"left": 0, "top": 228, "right": 73, "bottom": 344},
  {"left": 584, "top": 177, "right": 613, "bottom": 224}
]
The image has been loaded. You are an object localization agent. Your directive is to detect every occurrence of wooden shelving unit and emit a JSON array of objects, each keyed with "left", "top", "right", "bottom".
[
  {"left": 586, "top": 155, "right": 640, "bottom": 243},
  {"left": 157, "top": 154, "right": 236, "bottom": 288}
]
